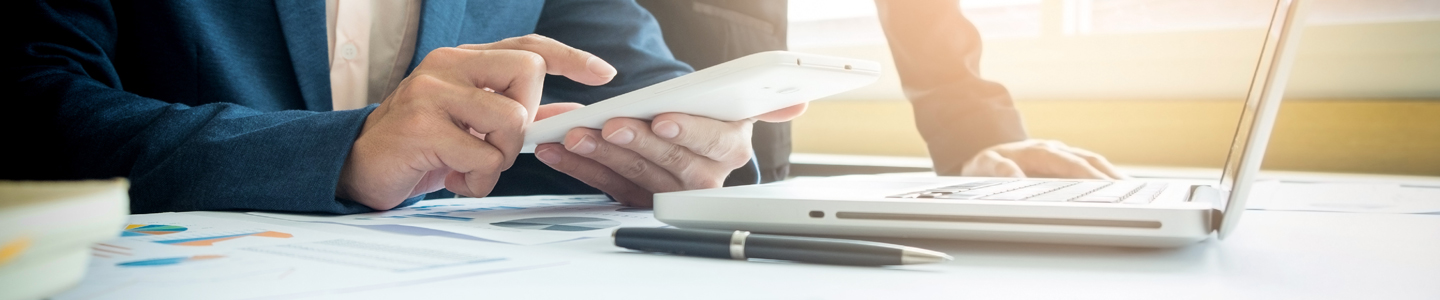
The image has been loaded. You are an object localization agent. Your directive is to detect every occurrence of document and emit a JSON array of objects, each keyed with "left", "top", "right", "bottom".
[
  {"left": 56, "top": 213, "right": 561, "bottom": 300},
  {"left": 250, "top": 195, "right": 668, "bottom": 245},
  {"left": 1246, "top": 181, "right": 1440, "bottom": 214}
]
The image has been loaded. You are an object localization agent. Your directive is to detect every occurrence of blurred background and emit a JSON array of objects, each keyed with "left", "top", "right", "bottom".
[{"left": 785, "top": 0, "right": 1440, "bottom": 176}]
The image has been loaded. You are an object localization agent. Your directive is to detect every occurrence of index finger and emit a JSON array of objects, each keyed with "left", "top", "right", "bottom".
[{"left": 458, "top": 34, "right": 617, "bottom": 86}]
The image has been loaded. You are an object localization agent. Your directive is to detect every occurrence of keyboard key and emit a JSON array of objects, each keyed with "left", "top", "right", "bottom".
[
  {"left": 938, "top": 180, "right": 1047, "bottom": 200},
  {"left": 981, "top": 181, "right": 1078, "bottom": 200},
  {"left": 1072, "top": 182, "right": 1144, "bottom": 203},
  {"left": 1122, "top": 183, "right": 1168, "bottom": 204},
  {"left": 943, "top": 180, "right": 1011, "bottom": 190},
  {"left": 916, "top": 192, "right": 951, "bottom": 198},
  {"left": 1026, "top": 182, "right": 1112, "bottom": 202},
  {"left": 1071, "top": 195, "right": 1123, "bottom": 203}
]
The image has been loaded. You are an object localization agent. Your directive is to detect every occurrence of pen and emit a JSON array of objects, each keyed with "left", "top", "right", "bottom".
[{"left": 613, "top": 227, "right": 952, "bottom": 266}]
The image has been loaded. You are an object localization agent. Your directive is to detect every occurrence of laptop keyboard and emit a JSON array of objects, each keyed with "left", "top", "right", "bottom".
[{"left": 887, "top": 180, "right": 1168, "bottom": 204}]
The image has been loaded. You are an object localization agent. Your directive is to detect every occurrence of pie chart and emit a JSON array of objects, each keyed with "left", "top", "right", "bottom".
[
  {"left": 122, "top": 224, "right": 188, "bottom": 237},
  {"left": 490, "top": 217, "right": 620, "bottom": 232}
]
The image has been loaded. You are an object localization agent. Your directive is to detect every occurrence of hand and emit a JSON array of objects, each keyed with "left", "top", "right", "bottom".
[
  {"left": 961, "top": 139, "right": 1127, "bottom": 179},
  {"left": 532, "top": 104, "right": 809, "bottom": 207},
  {"left": 337, "top": 34, "right": 618, "bottom": 210}
]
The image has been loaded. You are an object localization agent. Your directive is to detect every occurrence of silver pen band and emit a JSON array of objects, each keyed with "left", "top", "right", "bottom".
[{"left": 729, "top": 230, "right": 750, "bottom": 260}]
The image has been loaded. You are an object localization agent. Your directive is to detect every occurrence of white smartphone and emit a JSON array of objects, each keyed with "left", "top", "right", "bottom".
[{"left": 521, "top": 51, "right": 880, "bottom": 152}]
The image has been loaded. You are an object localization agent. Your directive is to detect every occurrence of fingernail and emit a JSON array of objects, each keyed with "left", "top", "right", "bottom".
[
  {"left": 587, "top": 56, "right": 617, "bottom": 78},
  {"left": 653, "top": 121, "right": 679, "bottom": 139},
  {"left": 535, "top": 148, "right": 561, "bottom": 164},
  {"left": 604, "top": 127, "right": 635, "bottom": 145},
  {"left": 568, "top": 135, "right": 597, "bottom": 154}
]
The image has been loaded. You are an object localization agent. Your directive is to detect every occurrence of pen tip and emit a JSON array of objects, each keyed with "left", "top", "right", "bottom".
[{"left": 900, "top": 248, "right": 953, "bottom": 265}]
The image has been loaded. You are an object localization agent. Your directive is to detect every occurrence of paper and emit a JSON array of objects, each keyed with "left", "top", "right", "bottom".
[
  {"left": 56, "top": 213, "right": 561, "bottom": 300},
  {"left": 1246, "top": 180, "right": 1440, "bottom": 214},
  {"left": 250, "top": 195, "right": 668, "bottom": 245}
]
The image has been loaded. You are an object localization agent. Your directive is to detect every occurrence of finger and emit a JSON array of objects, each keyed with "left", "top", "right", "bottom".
[
  {"left": 389, "top": 75, "right": 527, "bottom": 170},
  {"left": 563, "top": 128, "right": 686, "bottom": 193},
  {"left": 962, "top": 150, "right": 1026, "bottom": 178},
  {"left": 536, "top": 102, "right": 584, "bottom": 121},
  {"left": 417, "top": 48, "right": 545, "bottom": 123},
  {"left": 1034, "top": 148, "right": 1113, "bottom": 180},
  {"left": 430, "top": 122, "right": 508, "bottom": 198},
  {"left": 437, "top": 84, "right": 530, "bottom": 170},
  {"left": 647, "top": 113, "right": 753, "bottom": 165},
  {"left": 458, "top": 34, "right": 616, "bottom": 86},
  {"left": 753, "top": 103, "right": 809, "bottom": 123},
  {"left": 533, "top": 143, "right": 655, "bottom": 207},
  {"left": 1065, "top": 147, "right": 1130, "bottom": 179},
  {"left": 408, "top": 170, "right": 451, "bottom": 199},
  {"left": 602, "top": 117, "right": 738, "bottom": 189}
]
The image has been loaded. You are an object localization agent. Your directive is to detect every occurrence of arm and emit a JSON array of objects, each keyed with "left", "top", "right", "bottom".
[
  {"left": 6, "top": 0, "right": 377, "bottom": 214},
  {"left": 10, "top": 1, "right": 595, "bottom": 214},
  {"left": 875, "top": 0, "right": 1123, "bottom": 179},
  {"left": 874, "top": 0, "right": 1030, "bottom": 175}
]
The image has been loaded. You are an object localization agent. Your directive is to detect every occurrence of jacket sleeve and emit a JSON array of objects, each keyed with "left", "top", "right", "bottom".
[
  {"left": 875, "top": 0, "right": 1030, "bottom": 175},
  {"left": 4, "top": 0, "right": 393, "bottom": 214}
]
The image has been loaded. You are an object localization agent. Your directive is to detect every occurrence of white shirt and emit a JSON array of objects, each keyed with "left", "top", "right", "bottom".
[{"left": 326, "top": 0, "right": 422, "bottom": 111}]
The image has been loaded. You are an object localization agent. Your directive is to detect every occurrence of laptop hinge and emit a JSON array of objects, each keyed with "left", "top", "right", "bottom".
[{"left": 1188, "top": 185, "right": 1224, "bottom": 232}]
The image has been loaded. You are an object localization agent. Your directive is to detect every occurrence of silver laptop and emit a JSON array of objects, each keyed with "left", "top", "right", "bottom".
[{"left": 654, "top": 0, "right": 1310, "bottom": 247}]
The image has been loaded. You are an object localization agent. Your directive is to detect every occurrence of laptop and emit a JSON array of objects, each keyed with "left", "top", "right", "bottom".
[{"left": 653, "top": 0, "right": 1310, "bottom": 247}]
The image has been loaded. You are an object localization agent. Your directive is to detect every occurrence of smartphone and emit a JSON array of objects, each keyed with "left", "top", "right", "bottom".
[{"left": 521, "top": 51, "right": 880, "bottom": 152}]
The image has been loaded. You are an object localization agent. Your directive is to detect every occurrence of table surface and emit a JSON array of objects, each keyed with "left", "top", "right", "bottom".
[{"left": 192, "top": 208, "right": 1440, "bottom": 300}]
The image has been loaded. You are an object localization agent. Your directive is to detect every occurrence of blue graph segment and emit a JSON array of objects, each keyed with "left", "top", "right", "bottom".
[
  {"left": 409, "top": 214, "right": 474, "bottom": 221},
  {"left": 357, "top": 206, "right": 528, "bottom": 221},
  {"left": 154, "top": 233, "right": 253, "bottom": 245},
  {"left": 116, "top": 255, "right": 223, "bottom": 267},
  {"left": 117, "top": 257, "right": 190, "bottom": 267},
  {"left": 405, "top": 204, "right": 464, "bottom": 211}
]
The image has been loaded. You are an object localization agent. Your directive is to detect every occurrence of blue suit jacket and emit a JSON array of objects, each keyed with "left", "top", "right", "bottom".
[{"left": 5, "top": 0, "right": 731, "bottom": 214}]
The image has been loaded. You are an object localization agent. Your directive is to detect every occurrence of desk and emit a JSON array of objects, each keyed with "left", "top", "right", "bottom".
[{"left": 192, "top": 209, "right": 1440, "bottom": 299}]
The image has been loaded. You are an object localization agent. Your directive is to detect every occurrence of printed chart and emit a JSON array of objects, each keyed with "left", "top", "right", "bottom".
[
  {"left": 58, "top": 213, "right": 556, "bottom": 300},
  {"left": 251, "top": 195, "right": 667, "bottom": 245},
  {"left": 134, "top": 230, "right": 293, "bottom": 247},
  {"left": 490, "top": 217, "right": 621, "bottom": 232},
  {"left": 116, "top": 255, "right": 225, "bottom": 267},
  {"left": 121, "top": 224, "right": 187, "bottom": 237}
]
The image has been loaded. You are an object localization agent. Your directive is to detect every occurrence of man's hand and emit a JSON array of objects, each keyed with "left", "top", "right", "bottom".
[
  {"left": 337, "top": 34, "right": 618, "bottom": 210},
  {"left": 961, "top": 139, "right": 1127, "bottom": 179},
  {"left": 532, "top": 104, "right": 808, "bottom": 207}
]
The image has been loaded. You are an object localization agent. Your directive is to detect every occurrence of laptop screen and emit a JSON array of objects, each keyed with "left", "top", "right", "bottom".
[{"left": 1214, "top": 0, "right": 1310, "bottom": 239}]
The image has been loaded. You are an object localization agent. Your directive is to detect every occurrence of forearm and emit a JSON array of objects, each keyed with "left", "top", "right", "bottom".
[
  {"left": 43, "top": 75, "right": 387, "bottom": 213},
  {"left": 875, "top": 0, "right": 1029, "bottom": 175}
]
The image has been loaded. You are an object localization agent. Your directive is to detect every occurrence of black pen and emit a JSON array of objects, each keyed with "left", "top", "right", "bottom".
[{"left": 613, "top": 227, "right": 952, "bottom": 266}]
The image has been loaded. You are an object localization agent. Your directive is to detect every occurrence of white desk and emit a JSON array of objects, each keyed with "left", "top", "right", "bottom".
[{"left": 193, "top": 209, "right": 1440, "bottom": 299}]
